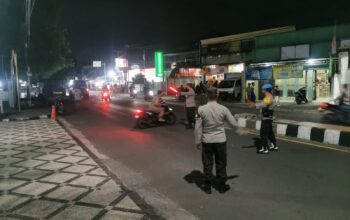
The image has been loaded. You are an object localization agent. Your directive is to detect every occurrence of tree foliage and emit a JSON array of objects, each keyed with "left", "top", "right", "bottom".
[{"left": 0, "top": 0, "right": 73, "bottom": 80}]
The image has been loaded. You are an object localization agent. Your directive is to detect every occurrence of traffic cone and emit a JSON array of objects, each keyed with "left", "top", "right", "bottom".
[{"left": 51, "top": 105, "right": 56, "bottom": 120}]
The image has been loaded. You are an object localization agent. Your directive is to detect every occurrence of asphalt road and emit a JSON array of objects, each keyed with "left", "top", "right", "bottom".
[{"left": 62, "top": 94, "right": 350, "bottom": 220}]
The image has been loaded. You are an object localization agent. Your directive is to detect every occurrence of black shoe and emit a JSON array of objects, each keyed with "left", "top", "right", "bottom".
[
  {"left": 201, "top": 183, "right": 212, "bottom": 194},
  {"left": 218, "top": 184, "right": 230, "bottom": 194}
]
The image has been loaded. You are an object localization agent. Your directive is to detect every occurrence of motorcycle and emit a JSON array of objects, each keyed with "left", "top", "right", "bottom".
[
  {"left": 134, "top": 105, "right": 176, "bottom": 129},
  {"left": 295, "top": 87, "right": 308, "bottom": 104},
  {"left": 100, "top": 91, "right": 111, "bottom": 102},
  {"left": 144, "top": 90, "right": 154, "bottom": 101},
  {"left": 130, "top": 89, "right": 137, "bottom": 99},
  {"left": 318, "top": 102, "right": 350, "bottom": 124}
]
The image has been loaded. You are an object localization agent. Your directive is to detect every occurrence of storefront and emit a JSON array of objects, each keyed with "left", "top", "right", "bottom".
[
  {"left": 203, "top": 65, "right": 228, "bottom": 83},
  {"left": 273, "top": 62, "right": 331, "bottom": 102},
  {"left": 246, "top": 66, "right": 273, "bottom": 100},
  {"left": 167, "top": 68, "right": 202, "bottom": 88}
]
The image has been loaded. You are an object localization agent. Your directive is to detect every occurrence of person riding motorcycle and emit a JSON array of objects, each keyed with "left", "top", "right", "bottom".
[
  {"left": 150, "top": 90, "right": 166, "bottom": 122},
  {"left": 101, "top": 85, "right": 110, "bottom": 100},
  {"left": 336, "top": 84, "right": 350, "bottom": 111}
]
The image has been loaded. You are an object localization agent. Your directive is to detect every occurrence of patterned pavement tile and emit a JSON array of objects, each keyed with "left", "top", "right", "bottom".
[
  {"left": 12, "top": 169, "right": 52, "bottom": 180},
  {"left": 69, "top": 175, "right": 107, "bottom": 187},
  {"left": 0, "top": 119, "right": 153, "bottom": 219},
  {"left": 36, "top": 161, "right": 71, "bottom": 171},
  {"left": 13, "top": 182, "right": 56, "bottom": 196},
  {"left": 79, "top": 180, "right": 123, "bottom": 206},
  {"left": 13, "top": 159, "right": 47, "bottom": 168},
  {"left": 45, "top": 185, "right": 88, "bottom": 201},
  {"left": 0, "top": 157, "right": 25, "bottom": 165},
  {"left": 40, "top": 172, "right": 78, "bottom": 183},
  {"left": 62, "top": 164, "right": 96, "bottom": 173},
  {"left": 0, "top": 167, "right": 26, "bottom": 177},
  {"left": 50, "top": 205, "right": 102, "bottom": 220},
  {"left": 35, "top": 154, "right": 64, "bottom": 161},
  {"left": 115, "top": 195, "right": 141, "bottom": 211},
  {"left": 57, "top": 155, "right": 86, "bottom": 164},
  {"left": 0, "top": 194, "right": 30, "bottom": 211},
  {"left": 100, "top": 210, "right": 144, "bottom": 220},
  {"left": 0, "top": 178, "right": 27, "bottom": 191},
  {"left": 13, "top": 199, "right": 65, "bottom": 218},
  {"left": 88, "top": 168, "right": 109, "bottom": 177}
]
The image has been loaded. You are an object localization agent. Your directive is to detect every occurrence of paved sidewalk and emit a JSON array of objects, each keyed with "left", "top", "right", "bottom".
[{"left": 0, "top": 119, "right": 156, "bottom": 219}]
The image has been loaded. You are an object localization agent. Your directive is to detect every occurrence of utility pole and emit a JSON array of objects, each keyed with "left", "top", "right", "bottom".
[{"left": 25, "top": 0, "right": 36, "bottom": 107}]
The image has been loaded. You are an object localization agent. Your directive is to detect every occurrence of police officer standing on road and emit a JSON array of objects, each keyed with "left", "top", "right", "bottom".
[
  {"left": 180, "top": 83, "right": 196, "bottom": 129},
  {"left": 248, "top": 84, "right": 278, "bottom": 154},
  {"left": 195, "top": 88, "right": 245, "bottom": 194}
]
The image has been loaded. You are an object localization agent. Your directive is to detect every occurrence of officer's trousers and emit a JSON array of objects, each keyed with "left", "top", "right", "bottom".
[
  {"left": 202, "top": 142, "right": 227, "bottom": 184},
  {"left": 260, "top": 119, "right": 276, "bottom": 149},
  {"left": 186, "top": 107, "right": 196, "bottom": 127}
]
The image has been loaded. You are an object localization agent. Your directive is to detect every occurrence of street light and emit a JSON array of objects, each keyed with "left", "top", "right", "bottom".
[{"left": 108, "top": 70, "right": 116, "bottom": 78}]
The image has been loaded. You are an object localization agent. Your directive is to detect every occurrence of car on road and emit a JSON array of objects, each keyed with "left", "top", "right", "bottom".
[
  {"left": 42, "top": 80, "right": 70, "bottom": 105},
  {"left": 69, "top": 79, "right": 89, "bottom": 100},
  {"left": 218, "top": 79, "right": 242, "bottom": 101}
]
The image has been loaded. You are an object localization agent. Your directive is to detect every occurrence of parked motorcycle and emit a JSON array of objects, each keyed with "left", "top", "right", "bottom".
[
  {"left": 318, "top": 102, "right": 350, "bottom": 124},
  {"left": 295, "top": 87, "right": 308, "bottom": 104},
  {"left": 134, "top": 106, "right": 176, "bottom": 129}
]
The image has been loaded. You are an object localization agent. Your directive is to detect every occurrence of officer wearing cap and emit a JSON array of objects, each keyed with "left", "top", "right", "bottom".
[
  {"left": 195, "top": 87, "right": 244, "bottom": 194},
  {"left": 248, "top": 83, "right": 278, "bottom": 154}
]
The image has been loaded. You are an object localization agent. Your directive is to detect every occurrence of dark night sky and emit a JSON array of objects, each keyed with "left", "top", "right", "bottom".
[{"left": 59, "top": 0, "right": 350, "bottom": 65}]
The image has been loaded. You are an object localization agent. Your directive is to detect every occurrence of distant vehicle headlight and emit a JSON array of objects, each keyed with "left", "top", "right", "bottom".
[
  {"left": 133, "top": 89, "right": 137, "bottom": 94},
  {"left": 149, "top": 90, "right": 154, "bottom": 96}
]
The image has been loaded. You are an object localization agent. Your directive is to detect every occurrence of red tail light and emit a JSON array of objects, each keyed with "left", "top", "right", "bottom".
[
  {"left": 103, "top": 92, "right": 108, "bottom": 97},
  {"left": 135, "top": 109, "right": 143, "bottom": 114},
  {"left": 320, "top": 103, "right": 328, "bottom": 109}
]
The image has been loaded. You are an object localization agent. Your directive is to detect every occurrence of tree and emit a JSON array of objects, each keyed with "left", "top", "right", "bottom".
[
  {"left": 29, "top": 0, "right": 73, "bottom": 80},
  {"left": 132, "top": 73, "right": 146, "bottom": 84},
  {"left": 0, "top": 0, "right": 73, "bottom": 81}
]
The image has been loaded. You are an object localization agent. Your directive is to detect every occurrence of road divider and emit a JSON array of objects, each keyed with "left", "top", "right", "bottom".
[{"left": 235, "top": 115, "right": 350, "bottom": 148}]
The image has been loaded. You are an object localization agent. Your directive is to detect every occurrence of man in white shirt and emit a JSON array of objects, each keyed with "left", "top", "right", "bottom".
[
  {"left": 195, "top": 87, "right": 244, "bottom": 194},
  {"left": 180, "top": 83, "right": 196, "bottom": 129}
]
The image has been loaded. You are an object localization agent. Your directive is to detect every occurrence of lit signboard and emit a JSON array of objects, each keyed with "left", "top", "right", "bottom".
[{"left": 154, "top": 52, "right": 164, "bottom": 77}]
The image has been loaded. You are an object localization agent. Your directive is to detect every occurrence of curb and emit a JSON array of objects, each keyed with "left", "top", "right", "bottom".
[
  {"left": 1, "top": 114, "right": 50, "bottom": 122},
  {"left": 239, "top": 118, "right": 350, "bottom": 148}
]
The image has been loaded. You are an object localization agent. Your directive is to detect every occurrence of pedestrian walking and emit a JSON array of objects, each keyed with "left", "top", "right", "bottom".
[
  {"left": 248, "top": 84, "right": 278, "bottom": 154},
  {"left": 274, "top": 86, "right": 281, "bottom": 107},
  {"left": 195, "top": 88, "right": 245, "bottom": 194},
  {"left": 180, "top": 83, "right": 196, "bottom": 129}
]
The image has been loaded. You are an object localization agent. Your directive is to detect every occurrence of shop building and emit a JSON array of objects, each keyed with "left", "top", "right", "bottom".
[{"left": 200, "top": 23, "right": 350, "bottom": 102}]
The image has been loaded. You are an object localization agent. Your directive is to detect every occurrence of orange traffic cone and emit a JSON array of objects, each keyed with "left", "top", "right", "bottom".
[{"left": 51, "top": 105, "right": 56, "bottom": 120}]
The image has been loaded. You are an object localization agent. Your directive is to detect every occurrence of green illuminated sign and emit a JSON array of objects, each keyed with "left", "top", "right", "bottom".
[{"left": 155, "top": 51, "right": 164, "bottom": 77}]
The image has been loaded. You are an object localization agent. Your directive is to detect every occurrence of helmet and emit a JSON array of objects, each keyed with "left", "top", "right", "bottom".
[{"left": 262, "top": 84, "right": 273, "bottom": 90}]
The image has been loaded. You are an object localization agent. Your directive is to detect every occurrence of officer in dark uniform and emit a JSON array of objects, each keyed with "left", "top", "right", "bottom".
[
  {"left": 249, "top": 84, "right": 277, "bottom": 154},
  {"left": 195, "top": 88, "right": 244, "bottom": 194}
]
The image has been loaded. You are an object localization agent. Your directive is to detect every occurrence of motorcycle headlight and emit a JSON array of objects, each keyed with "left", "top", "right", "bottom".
[
  {"left": 169, "top": 108, "right": 173, "bottom": 111},
  {"left": 149, "top": 91, "right": 154, "bottom": 96},
  {"left": 133, "top": 89, "right": 137, "bottom": 94}
]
